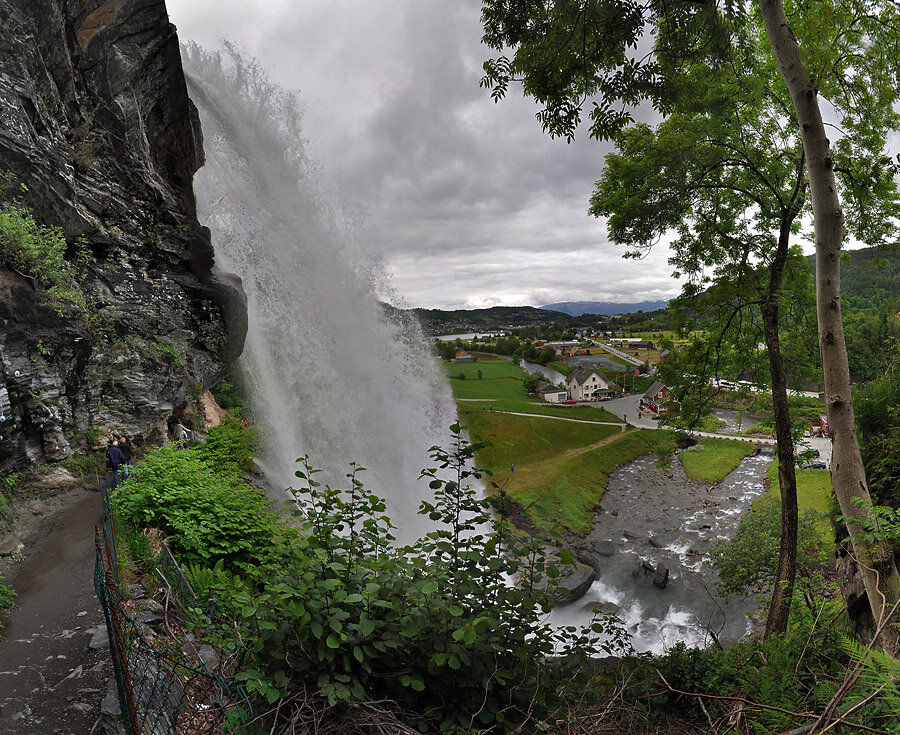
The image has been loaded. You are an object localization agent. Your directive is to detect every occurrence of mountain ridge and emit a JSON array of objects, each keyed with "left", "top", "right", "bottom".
[{"left": 539, "top": 300, "right": 669, "bottom": 316}]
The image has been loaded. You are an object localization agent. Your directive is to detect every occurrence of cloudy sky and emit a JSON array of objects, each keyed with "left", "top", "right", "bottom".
[{"left": 166, "top": 0, "right": 680, "bottom": 310}]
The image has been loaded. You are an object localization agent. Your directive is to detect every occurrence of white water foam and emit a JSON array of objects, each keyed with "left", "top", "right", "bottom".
[{"left": 181, "top": 43, "right": 455, "bottom": 539}]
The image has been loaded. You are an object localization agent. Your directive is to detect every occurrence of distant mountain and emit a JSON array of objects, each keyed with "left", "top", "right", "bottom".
[
  {"left": 408, "top": 306, "right": 570, "bottom": 335},
  {"left": 539, "top": 300, "right": 669, "bottom": 316}
]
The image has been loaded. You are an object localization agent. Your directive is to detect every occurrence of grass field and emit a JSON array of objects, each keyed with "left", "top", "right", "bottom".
[
  {"left": 441, "top": 361, "right": 620, "bottom": 423},
  {"left": 458, "top": 398, "right": 672, "bottom": 532},
  {"left": 509, "top": 431, "right": 675, "bottom": 534},
  {"left": 441, "top": 359, "right": 701, "bottom": 532},
  {"left": 680, "top": 438, "right": 756, "bottom": 483},
  {"left": 759, "top": 458, "right": 834, "bottom": 516},
  {"left": 443, "top": 361, "right": 673, "bottom": 532}
]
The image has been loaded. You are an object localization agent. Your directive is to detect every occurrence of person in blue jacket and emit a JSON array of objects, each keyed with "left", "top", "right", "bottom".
[{"left": 106, "top": 440, "right": 125, "bottom": 488}]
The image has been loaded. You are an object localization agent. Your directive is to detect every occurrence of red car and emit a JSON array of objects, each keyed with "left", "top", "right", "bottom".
[{"left": 562, "top": 399, "right": 577, "bottom": 404}]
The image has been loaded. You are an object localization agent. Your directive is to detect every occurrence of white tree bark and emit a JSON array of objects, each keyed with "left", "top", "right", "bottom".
[{"left": 758, "top": 0, "right": 900, "bottom": 651}]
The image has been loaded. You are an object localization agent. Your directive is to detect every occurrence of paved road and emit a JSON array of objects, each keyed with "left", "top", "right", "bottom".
[{"left": 590, "top": 341, "right": 646, "bottom": 367}]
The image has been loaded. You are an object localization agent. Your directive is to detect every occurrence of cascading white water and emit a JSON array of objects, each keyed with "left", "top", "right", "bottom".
[{"left": 181, "top": 43, "right": 455, "bottom": 539}]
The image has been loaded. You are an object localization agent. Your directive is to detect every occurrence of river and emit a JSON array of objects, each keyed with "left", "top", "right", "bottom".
[{"left": 552, "top": 449, "right": 772, "bottom": 653}]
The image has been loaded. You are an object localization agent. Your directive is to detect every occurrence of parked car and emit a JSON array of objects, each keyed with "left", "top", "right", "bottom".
[
  {"left": 562, "top": 399, "right": 577, "bottom": 404},
  {"left": 802, "top": 460, "right": 827, "bottom": 470}
]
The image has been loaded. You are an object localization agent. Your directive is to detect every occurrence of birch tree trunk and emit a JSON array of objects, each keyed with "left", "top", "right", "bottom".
[{"left": 759, "top": 0, "right": 900, "bottom": 652}]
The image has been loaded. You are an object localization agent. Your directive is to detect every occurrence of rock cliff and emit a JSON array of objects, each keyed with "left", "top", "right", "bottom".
[{"left": 0, "top": 0, "right": 246, "bottom": 470}]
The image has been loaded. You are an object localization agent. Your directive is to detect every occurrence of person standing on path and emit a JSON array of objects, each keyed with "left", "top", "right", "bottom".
[
  {"left": 119, "top": 435, "right": 134, "bottom": 478},
  {"left": 105, "top": 440, "right": 125, "bottom": 488}
]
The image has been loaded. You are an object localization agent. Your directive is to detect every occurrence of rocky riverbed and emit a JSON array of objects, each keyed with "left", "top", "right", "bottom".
[{"left": 557, "top": 448, "right": 773, "bottom": 653}]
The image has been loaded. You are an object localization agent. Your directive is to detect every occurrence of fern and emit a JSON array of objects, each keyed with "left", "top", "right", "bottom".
[{"left": 841, "top": 635, "right": 900, "bottom": 732}]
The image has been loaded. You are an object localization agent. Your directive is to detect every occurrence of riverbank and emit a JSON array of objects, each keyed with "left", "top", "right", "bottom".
[{"left": 558, "top": 449, "right": 774, "bottom": 652}]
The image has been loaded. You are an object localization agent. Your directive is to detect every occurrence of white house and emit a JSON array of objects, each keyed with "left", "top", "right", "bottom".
[
  {"left": 566, "top": 369, "right": 609, "bottom": 401},
  {"left": 536, "top": 381, "right": 568, "bottom": 403}
]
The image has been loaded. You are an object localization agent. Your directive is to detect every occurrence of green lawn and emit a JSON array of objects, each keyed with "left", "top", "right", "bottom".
[
  {"left": 456, "top": 398, "right": 672, "bottom": 532},
  {"left": 679, "top": 438, "right": 756, "bottom": 483},
  {"left": 440, "top": 359, "right": 674, "bottom": 532},
  {"left": 511, "top": 431, "right": 674, "bottom": 534},
  {"left": 759, "top": 458, "right": 833, "bottom": 515},
  {"left": 441, "top": 361, "right": 620, "bottom": 423}
]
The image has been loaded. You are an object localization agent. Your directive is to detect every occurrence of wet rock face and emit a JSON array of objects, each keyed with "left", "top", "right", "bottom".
[{"left": 0, "top": 0, "right": 247, "bottom": 468}]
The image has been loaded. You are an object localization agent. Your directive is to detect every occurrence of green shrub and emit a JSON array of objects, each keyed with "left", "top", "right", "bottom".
[
  {"left": 62, "top": 451, "right": 105, "bottom": 477},
  {"left": 184, "top": 558, "right": 250, "bottom": 620},
  {"left": 217, "top": 425, "right": 629, "bottom": 732},
  {"left": 710, "top": 496, "right": 827, "bottom": 599},
  {"left": 194, "top": 411, "right": 256, "bottom": 473},
  {"left": 112, "top": 441, "right": 277, "bottom": 569},
  {"left": 0, "top": 181, "right": 87, "bottom": 313},
  {"left": 210, "top": 379, "right": 245, "bottom": 410},
  {"left": 0, "top": 576, "right": 16, "bottom": 627},
  {"left": 125, "top": 526, "right": 154, "bottom": 573}
]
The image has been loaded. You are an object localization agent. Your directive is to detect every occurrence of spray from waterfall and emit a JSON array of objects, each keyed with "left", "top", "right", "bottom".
[{"left": 181, "top": 42, "right": 455, "bottom": 539}]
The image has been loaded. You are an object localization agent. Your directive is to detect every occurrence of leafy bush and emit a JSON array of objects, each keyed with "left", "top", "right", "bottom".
[
  {"left": 0, "top": 179, "right": 88, "bottom": 312},
  {"left": 0, "top": 575, "right": 16, "bottom": 629},
  {"left": 216, "top": 425, "right": 629, "bottom": 733},
  {"left": 125, "top": 526, "right": 154, "bottom": 573},
  {"left": 184, "top": 558, "right": 250, "bottom": 620},
  {"left": 62, "top": 451, "right": 105, "bottom": 477},
  {"left": 210, "top": 379, "right": 245, "bottom": 410},
  {"left": 710, "top": 496, "right": 827, "bottom": 599},
  {"left": 653, "top": 614, "right": 848, "bottom": 732},
  {"left": 194, "top": 411, "right": 256, "bottom": 473},
  {"left": 112, "top": 441, "right": 277, "bottom": 569}
]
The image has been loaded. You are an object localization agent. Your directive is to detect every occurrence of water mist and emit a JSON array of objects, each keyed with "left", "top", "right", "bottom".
[{"left": 181, "top": 43, "right": 455, "bottom": 539}]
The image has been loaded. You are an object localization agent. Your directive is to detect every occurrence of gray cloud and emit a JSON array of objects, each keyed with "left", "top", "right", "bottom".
[{"left": 167, "top": 0, "right": 682, "bottom": 309}]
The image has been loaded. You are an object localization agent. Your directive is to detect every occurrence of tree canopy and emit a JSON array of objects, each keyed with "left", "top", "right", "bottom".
[{"left": 480, "top": 0, "right": 900, "bottom": 649}]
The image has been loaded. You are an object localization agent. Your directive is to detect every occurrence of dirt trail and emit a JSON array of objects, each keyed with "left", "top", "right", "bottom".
[
  {"left": 0, "top": 488, "right": 110, "bottom": 735},
  {"left": 561, "top": 430, "right": 630, "bottom": 459}
]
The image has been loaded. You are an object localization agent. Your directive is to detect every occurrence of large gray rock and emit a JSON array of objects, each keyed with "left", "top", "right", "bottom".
[
  {"left": 532, "top": 545, "right": 596, "bottom": 603},
  {"left": 0, "top": 0, "right": 247, "bottom": 471}
]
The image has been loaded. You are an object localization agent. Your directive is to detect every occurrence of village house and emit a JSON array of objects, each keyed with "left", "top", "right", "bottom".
[
  {"left": 543, "top": 340, "right": 581, "bottom": 356},
  {"left": 641, "top": 380, "right": 672, "bottom": 414},
  {"left": 810, "top": 414, "right": 832, "bottom": 437},
  {"left": 566, "top": 369, "right": 609, "bottom": 401},
  {"left": 610, "top": 337, "right": 655, "bottom": 350},
  {"left": 536, "top": 381, "right": 568, "bottom": 403},
  {"left": 453, "top": 349, "right": 473, "bottom": 363}
]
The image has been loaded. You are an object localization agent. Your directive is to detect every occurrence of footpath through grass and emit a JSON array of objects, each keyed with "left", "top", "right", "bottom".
[{"left": 459, "top": 400, "right": 672, "bottom": 533}]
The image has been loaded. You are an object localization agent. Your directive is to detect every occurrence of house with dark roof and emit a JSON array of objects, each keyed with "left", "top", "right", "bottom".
[
  {"left": 536, "top": 381, "right": 568, "bottom": 403},
  {"left": 641, "top": 380, "right": 672, "bottom": 414},
  {"left": 565, "top": 369, "right": 610, "bottom": 401}
]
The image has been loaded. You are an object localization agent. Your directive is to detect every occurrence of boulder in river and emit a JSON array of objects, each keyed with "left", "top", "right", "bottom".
[
  {"left": 636, "top": 560, "right": 670, "bottom": 589},
  {"left": 532, "top": 545, "right": 596, "bottom": 603}
]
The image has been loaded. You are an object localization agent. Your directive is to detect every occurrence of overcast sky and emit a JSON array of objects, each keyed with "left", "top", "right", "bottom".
[{"left": 165, "top": 0, "right": 681, "bottom": 310}]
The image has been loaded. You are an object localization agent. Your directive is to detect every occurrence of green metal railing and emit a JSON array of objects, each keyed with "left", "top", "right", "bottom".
[{"left": 94, "top": 490, "right": 248, "bottom": 734}]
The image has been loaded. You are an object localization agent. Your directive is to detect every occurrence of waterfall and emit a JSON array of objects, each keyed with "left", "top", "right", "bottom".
[{"left": 181, "top": 43, "right": 455, "bottom": 538}]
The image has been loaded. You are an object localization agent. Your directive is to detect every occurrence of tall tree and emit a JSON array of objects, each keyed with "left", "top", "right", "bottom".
[
  {"left": 589, "top": 39, "right": 815, "bottom": 633},
  {"left": 758, "top": 0, "right": 900, "bottom": 650},
  {"left": 481, "top": 0, "right": 900, "bottom": 648}
]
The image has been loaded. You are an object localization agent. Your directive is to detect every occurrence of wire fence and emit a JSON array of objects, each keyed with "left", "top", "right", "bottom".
[{"left": 94, "top": 488, "right": 249, "bottom": 734}]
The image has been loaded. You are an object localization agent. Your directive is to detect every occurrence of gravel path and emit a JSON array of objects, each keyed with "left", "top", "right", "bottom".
[{"left": 0, "top": 488, "right": 110, "bottom": 735}]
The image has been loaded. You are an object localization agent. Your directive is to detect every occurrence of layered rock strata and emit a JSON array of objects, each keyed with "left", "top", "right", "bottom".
[{"left": 0, "top": 0, "right": 246, "bottom": 469}]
